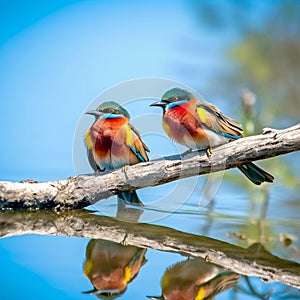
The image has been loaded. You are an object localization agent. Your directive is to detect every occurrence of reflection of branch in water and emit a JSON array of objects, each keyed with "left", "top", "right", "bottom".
[
  {"left": 148, "top": 257, "right": 239, "bottom": 299},
  {"left": 0, "top": 210, "right": 299, "bottom": 289}
]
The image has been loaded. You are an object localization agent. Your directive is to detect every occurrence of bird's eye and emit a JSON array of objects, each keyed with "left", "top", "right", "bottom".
[
  {"left": 170, "top": 96, "right": 178, "bottom": 102},
  {"left": 108, "top": 108, "right": 118, "bottom": 114}
]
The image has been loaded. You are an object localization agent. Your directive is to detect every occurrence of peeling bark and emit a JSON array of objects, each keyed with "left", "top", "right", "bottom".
[{"left": 0, "top": 124, "right": 300, "bottom": 210}]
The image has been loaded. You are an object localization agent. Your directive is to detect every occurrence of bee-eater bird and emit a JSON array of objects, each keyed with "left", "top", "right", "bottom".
[
  {"left": 151, "top": 88, "right": 274, "bottom": 185},
  {"left": 148, "top": 258, "right": 239, "bottom": 300},
  {"left": 83, "top": 239, "right": 147, "bottom": 297},
  {"left": 85, "top": 101, "right": 150, "bottom": 205}
]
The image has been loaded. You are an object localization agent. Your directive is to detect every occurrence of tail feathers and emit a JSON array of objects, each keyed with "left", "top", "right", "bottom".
[
  {"left": 238, "top": 162, "right": 274, "bottom": 185},
  {"left": 118, "top": 191, "right": 144, "bottom": 206}
]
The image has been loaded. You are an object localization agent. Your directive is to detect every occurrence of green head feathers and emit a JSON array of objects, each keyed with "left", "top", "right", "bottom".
[
  {"left": 96, "top": 101, "right": 130, "bottom": 119},
  {"left": 161, "top": 88, "right": 194, "bottom": 103}
]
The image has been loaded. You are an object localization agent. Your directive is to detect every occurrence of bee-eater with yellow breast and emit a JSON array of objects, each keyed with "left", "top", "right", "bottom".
[
  {"left": 85, "top": 101, "right": 149, "bottom": 205},
  {"left": 148, "top": 258, "right": 239, "bottom": 300},
  {"left": 83, "top": 239, "right": 147, "bottom": 297},
  {"left": 151, "top": 88, "right": 274, "bottom": 185}
]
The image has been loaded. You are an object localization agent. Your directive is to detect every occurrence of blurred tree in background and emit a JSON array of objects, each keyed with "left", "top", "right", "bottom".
[
  {"left": 190, "top": 1, "right": 300, "bottom": 250},
  {"left": 193, "top": 0, "right": 300, "bottom": 130},
  {"left": 189, "top": 1, "right": 300, "bottom": 189}
]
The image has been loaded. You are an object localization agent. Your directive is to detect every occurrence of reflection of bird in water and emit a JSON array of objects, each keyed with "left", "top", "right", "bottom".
[
  {"left": 148, "top": 258, "right": 239, "bottom": 300},
  {"left": 83, "top": 239, "right": 147, "bottom": 298},
  {"left": 84, "top": 101, "right": 149, "bottom": 206},
  {"left": 116, "top": 198, "right": 144, "bottom": 222},
  {"left": 151, "top": 88, "right": 274, "bottom": 185}
]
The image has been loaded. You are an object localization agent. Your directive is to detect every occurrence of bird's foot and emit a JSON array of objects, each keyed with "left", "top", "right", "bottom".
[
  {"left": 94, "top": 167, "right": 106, "bottom": 175},
  {"left": 205, "top": 146, "right": 213, "bottom": 159},
  {"left": 122, "top": 165, "right": 130, "bottom": 179},
  {"left": 19, "top": 179, "right": 39, "bottom": 183},
  {"left": 121, "top": 233, "right": 128, "bottom": 246},
  {"left": 94, "top": 168, "right": 106, "bottom": 175}
]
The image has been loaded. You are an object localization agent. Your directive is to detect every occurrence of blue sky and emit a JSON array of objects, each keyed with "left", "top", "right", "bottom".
[
  {"left": 3, "top": 1, "right": 287, "bottom": 183},
  {"left": 0, "top": 0, "right": 233, "bottom": 182},
  {"left": 0, "top": 0, "right": 198, "bottom": 181}
]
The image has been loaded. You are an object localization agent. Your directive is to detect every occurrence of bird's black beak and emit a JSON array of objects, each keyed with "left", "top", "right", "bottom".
[
  {"left": 150, "top": 101, "right": 166, "bottom": 108},
  {"left": 82, "top": 287, "right": 122, "bottom": 296},
  {"left": 85, "top": 110, "right": 103, "bottom": 117},
  {"left": 82, "top": 287, "right": 99, "bottom": 295}
]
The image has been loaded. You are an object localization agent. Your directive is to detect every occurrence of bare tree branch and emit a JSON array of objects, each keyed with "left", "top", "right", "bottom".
[
  {"left": 0, "top": 209, "right": 299, "bottom": 289},
  {"left": 0, "top": 124, "right": 300, "bottom": 210}
]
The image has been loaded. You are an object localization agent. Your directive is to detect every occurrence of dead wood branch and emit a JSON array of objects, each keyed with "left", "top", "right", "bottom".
[{"left": 0, "top": 124, "right": 300, "bottom": 210}]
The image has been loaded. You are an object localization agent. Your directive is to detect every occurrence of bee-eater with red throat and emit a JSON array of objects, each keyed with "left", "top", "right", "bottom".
[
  {"left": 83, "top": 239, "right": 147, "bottom": 297},
  {"left": 151, "top": 88, "right": 274, "bottom": 185},
  {"left": 148, "top": 258, "right": 239, "bottom": 300},
  {"left": 85, "top": 101, "right": 149, "bottom": 205}
]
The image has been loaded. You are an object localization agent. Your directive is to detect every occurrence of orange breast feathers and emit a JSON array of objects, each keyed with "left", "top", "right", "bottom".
[
  {"left": 85, "top": 115, "right": 148, "bottom": 169},
  {"left": 163, "top": 99, "right": 208, "bottom": 147},
  {"left": 86, "top": 116, "right": 128, "bottom": 157}
]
